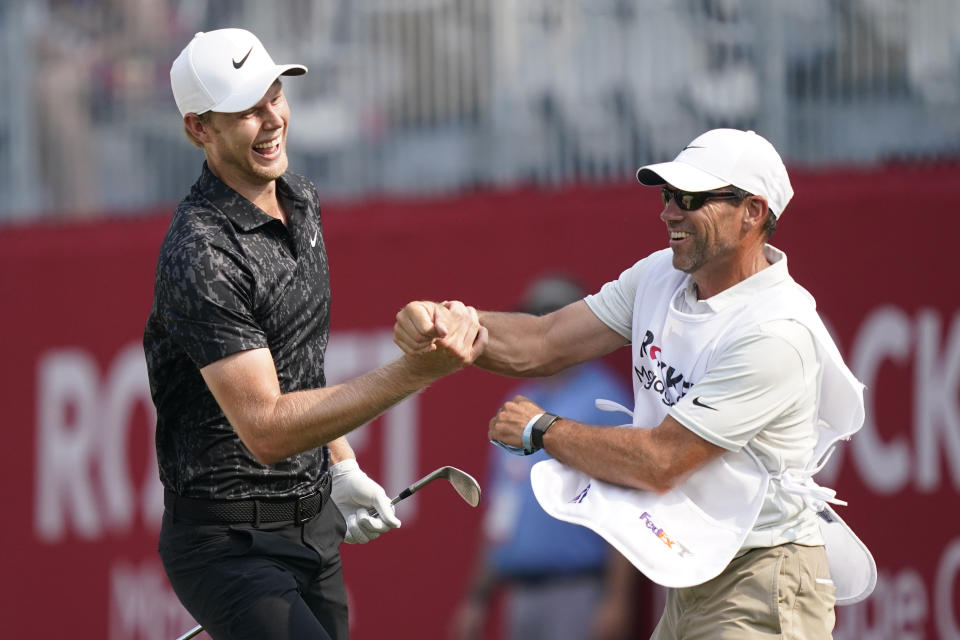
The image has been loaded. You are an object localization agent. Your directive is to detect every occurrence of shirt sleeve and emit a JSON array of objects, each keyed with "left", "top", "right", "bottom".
[
  {"left": 583, "top": 255, "right": 656, "bottom": 340},
  {"left": 668, "top": 325, "right": 814, "bottom": 451},
  {"left": 155, "top": 237, "right": 268, "bottom": 368}
]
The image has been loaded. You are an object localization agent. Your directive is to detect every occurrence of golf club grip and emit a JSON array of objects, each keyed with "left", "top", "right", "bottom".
[{"left": 367, "top": 487, "right": 413, "bottom": 518}]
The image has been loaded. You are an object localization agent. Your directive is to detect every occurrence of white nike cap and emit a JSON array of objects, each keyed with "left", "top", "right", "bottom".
[
  {"left": 170, "top": 29, "right": 307, "bottom": 117},
  {"left": 636, "top": 128, "right": 794, "bottom": 218}
]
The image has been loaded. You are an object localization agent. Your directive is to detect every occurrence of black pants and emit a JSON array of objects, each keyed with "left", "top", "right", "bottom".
[{"left": 159, "top": 496, "right": 348, "bottom": 640}]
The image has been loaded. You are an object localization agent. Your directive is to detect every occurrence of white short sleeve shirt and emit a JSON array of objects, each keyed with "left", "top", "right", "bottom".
[{"left": 585, "top": 247, "right": 825, "bottom": 550}]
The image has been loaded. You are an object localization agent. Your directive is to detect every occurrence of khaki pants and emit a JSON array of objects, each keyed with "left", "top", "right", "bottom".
[{"left": 651, "top": 544, "right": 836, "bottom": 640}]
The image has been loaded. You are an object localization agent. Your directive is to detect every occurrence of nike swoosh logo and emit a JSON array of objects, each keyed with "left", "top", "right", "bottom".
[
  {"left": 683, "top": 145, "right": 706, "bottom": 150},
  {"left": 692, "top": 396, "right": 718, "bottom": 411},
  {"left": 310, "top": 228, "right": 319, "bottom": 247},
  {"left": 233, "top": 47, "right": 253, "bottom": 69}
]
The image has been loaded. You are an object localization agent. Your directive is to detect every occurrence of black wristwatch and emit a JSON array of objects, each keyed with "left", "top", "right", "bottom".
[{"left": 531, "top": 413, "right": 561, "bottom": 450}]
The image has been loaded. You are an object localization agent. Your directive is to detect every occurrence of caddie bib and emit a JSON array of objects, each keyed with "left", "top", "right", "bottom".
[{"left": 531, "top": 248, "right": 876, "bottom": 603}]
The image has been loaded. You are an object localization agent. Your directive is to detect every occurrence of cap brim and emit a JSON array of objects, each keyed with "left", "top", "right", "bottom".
[
  {"left": 636, "top": 161, "right": 730, "bottom": 192},
  {"left": 211, "top": 64, "right": 308, "bottom": 113}
]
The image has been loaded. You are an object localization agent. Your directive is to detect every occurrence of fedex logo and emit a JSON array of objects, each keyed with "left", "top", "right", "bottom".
[{"left": 640, "top": 511, "right": 693, "bottom": 558}]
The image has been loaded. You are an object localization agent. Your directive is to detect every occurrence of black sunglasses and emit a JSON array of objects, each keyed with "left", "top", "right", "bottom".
[{"left": 661, "top": 186, "right": 742, "bottom": 211}]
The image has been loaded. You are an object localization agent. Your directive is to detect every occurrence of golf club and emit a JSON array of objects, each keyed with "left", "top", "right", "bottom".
[
  {"left": 369, "top": 464, "right": 482, "bottom": 517},
  {"left": 175, "top": 625, "right": 203, "bottom": 640},
  {"left": 173, "top": 465, "right": 480, "bottom": 640}
]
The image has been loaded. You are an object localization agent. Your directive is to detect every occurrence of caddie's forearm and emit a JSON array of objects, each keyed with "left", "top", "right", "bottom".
[
  {"left": 542, "top": 415, "right": 727, "bottom": 495},
  {"left": 474, "top": 311, "right": 561, "bottom": 377},
  {"left": 475, "top": 302, "right": 627, "bottom": 379},
  {"left": 541, "top": 420, "right": 671, "bottom": 493}
]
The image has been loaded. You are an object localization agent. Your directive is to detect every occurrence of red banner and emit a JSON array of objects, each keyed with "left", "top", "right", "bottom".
[{"left": 1, "top": 166, "right": 957, "bottom": 639}]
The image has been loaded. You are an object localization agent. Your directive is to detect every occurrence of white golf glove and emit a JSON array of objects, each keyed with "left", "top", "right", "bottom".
[{"left": 329, "top": 458, "right": 401, "bottom": 544}]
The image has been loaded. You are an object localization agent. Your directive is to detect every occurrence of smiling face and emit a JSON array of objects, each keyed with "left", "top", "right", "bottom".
[
  {"left": 195, "top": 80, "right": 290, "bottom": 188},
  {"left": 661, "top": 187, "right": 746, "bottom": 277}
]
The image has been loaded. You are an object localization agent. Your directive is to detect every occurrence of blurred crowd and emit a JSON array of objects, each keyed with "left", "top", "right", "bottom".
[{"left": 1, "top": 0, "right": 958, "bottom": 222}]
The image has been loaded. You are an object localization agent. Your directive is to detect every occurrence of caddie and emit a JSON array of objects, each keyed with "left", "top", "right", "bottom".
[{"left": 394, "top": 128, "right": 875, "bottom": 639}]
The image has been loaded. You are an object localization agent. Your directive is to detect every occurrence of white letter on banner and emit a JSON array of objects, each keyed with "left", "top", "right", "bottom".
[
  {"left": 377, "top": 334, "right": 417, "bottom": 509},
  {"left": 100, "top": 344, "right": 162, "bottom": 532},
  {"left": 914, "top": 310, "right": 960, "bottom": 491},
  {"left": 109, "top": 561, "right": 197, "bottom": 640},
  {"left": 936, "top": 539, "right": 960, "bottom": 640},
  {"left": 35, "top": 350, "right": 102, "bottom": 541},
  {"left": 834, "top": 568, "right": 929, "bottom": 640},
  {"left": 325, "top": 330, "right": 418, "bottom": 516},
  {"left": 894, "top": 569, "right": 929, "bottom": 640},
  {"left": 850, "top": 306, "right": 912, "bottom": 494}
]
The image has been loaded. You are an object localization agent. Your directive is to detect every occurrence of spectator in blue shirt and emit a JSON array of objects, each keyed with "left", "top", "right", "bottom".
[{"left": 451, "top": 275, "right": 637, "bottom": 640}]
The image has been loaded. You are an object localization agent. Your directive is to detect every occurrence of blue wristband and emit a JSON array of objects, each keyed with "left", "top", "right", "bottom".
[
  {"left": 490, "top": 439, "right": 527, "bottom": 456},
  {"left": 491, "top": 413, "right": 545, "bottom": 456},
  {"left": 521, "top": 413, "right": 544, "bottom": 454}
]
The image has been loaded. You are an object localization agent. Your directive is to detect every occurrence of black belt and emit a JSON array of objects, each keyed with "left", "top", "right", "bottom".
[{"left": 164, "top": 473, "right": 331, "bottom": 526}]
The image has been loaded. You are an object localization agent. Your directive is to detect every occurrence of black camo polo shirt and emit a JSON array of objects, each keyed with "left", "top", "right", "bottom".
[{"left": 144, "top": 162, "right": 331, "bottom": 500}]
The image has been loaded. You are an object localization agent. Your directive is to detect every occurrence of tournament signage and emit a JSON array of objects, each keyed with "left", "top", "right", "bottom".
[{"left": 1, "top": 167, "right": 956, "bottom": 639}]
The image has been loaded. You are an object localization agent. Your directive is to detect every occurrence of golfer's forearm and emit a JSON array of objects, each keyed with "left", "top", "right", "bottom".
[
  {"left": 246, "top": 357, "right": 436, "bottom": 464},
  {"left": 327, "top": 436, "right": 355, "bottom": 465}
]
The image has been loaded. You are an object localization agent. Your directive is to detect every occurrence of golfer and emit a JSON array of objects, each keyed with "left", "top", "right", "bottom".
[
  {"left": 394, "top": 129, "right": 872, "bottom": 638},
  {"left": 144, "top": 29, "right": 485, "bottom": 640}
]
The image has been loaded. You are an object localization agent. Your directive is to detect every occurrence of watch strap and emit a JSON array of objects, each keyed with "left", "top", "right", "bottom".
[{"left": 531, "top": 413, "right": 561, "bottom": 450}]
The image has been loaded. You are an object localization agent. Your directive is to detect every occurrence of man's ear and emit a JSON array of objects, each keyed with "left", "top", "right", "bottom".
[
  {"left": 742, "top": 195, "right": 769, "bottom": 234},
  {"left": 184, "top": 113, "right": 212, "bottom": 144}
]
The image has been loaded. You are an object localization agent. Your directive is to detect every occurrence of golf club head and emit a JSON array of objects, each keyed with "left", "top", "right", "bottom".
[
  {"left": 368, "top": 465, "right": 482, "bottom": 518},
  {"left": 436, "top": 466, "right": 482, "bottom": 507},
  {"left": 394, "top": 465, "right": 481, "bottom": 507}
]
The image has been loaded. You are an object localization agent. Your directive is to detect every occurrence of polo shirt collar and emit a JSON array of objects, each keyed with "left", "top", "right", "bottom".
[
  {"left": 194, "top": 162, "right": 305, "bottom": 232},
  {"left": 681, "top": 245, "right": 791, "bottom": 314}
]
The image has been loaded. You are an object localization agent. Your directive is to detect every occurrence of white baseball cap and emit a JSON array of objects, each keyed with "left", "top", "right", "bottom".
[
  {"left": 636, "top": 129, "right": 794, "bottom": 217},
  {"left": 170, "top": 29, "right": 307, "bottom": 117}
]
